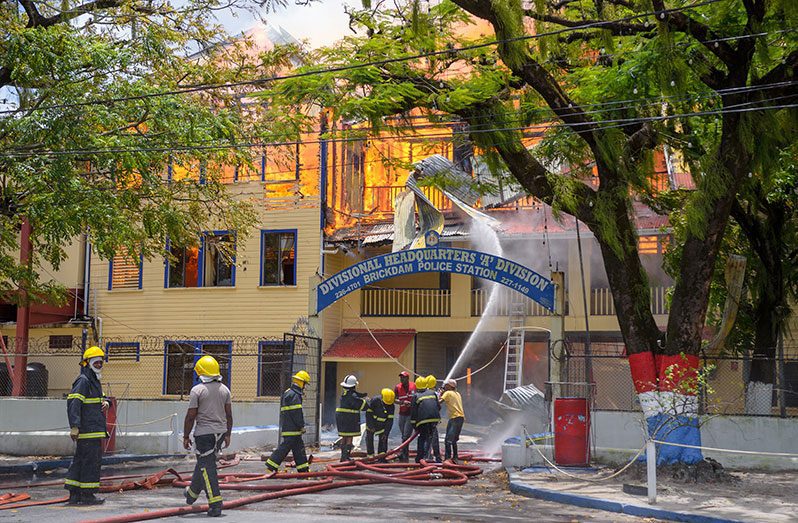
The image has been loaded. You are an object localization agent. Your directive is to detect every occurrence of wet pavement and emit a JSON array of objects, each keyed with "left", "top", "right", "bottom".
[{"left": 0, "top": 453, "right": 654, "bottom": 522}]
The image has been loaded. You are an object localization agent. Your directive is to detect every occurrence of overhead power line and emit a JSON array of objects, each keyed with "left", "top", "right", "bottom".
[
  {"left": 2, "top": 95, "right": 794, "bottom": 158},
  {"left": 0, "top": 0, "right": 744, "bottom": 117}
]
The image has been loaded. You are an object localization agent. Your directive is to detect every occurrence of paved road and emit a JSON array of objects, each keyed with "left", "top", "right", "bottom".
[{"left": 0, "top": 458, "right": 654, "bottom": 522}]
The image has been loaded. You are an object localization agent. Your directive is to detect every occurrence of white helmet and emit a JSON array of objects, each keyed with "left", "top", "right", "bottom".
[
  {"left": 445, "top": 378, "right": 457, "bottom": 388},
  {"left": 340, "top": 374, "right": 358, "bottom": 388}
]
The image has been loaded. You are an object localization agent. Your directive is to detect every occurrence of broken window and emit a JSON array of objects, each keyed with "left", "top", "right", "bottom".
[
  {"left": 261, "top": 231, "right": 296, "bottom": 286},
  {"left": 166, "top": 232, "right": 235, "bottom": 288},
  {"left": 167, "top": 244, "right": 200, "bottom": 288},
  {"left": 203, "top": 232, "right": 235, "bottom": 287}
]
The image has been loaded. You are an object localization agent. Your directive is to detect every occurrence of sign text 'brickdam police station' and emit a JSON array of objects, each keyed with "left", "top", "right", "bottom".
[{"left": 316, "top": 247, "right": 554, "bottom": 313}]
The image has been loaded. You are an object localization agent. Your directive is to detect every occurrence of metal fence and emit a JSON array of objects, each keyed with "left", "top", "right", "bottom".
[
  {"left": 0, "top": 333, "right": 322, "bottom": 444},
  {"left": 554, "top": 342, "right": 798, "bottom": 417}
]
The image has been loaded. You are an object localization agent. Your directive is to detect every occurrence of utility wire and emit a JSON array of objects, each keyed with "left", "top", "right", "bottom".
[
  {"left": 0, "top": 0, "right": 739, "bottom": 116},
  {"left": 2, "top": 96, "right": 794, "bottom": 158}
]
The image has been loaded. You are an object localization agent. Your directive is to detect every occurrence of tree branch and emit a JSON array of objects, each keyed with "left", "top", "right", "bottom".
[
  {"left": 40, "top": 0, "right": 123, "bottom": 27},
  {"left": 651, "top": 0, "right": 736, "bottom": 68},
  {"left": 523, "top": 10, "right": 648, "bottom": 35},
  {"left": 19, "top": 0, "right": 46, "bottom": 27}
]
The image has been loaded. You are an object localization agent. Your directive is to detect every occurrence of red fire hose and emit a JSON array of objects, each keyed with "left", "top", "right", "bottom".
[{"left": 2, "top": 433, "right": 491, "bottom": 521}]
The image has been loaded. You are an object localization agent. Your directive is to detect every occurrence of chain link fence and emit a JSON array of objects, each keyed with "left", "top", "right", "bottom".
[
  {"left": 554, "top": 341, "right": 798, "bottom": 417},
  {"left": 0, "top": 334, "right": 322, "bottom": 442}
]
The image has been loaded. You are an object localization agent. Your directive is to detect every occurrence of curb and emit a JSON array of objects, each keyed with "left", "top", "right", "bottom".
[
  {"left": 507, "top": 473, "right": 743, "bottom": 523},
  {"left": 0, "top": 454, "right": 184, "bottom": 475}
]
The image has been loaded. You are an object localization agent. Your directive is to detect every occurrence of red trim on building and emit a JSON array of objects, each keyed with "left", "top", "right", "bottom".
[{"left": 324, "top": 329, "right": 415, "bottom": 359}]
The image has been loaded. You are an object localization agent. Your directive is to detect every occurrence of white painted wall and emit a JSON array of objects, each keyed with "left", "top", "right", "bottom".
[
  {"left": 0, "top": 398, "right": 281, "bottom": 457},
  {"left": 503, "top": 410, "right": 798, "bottom": 471}
]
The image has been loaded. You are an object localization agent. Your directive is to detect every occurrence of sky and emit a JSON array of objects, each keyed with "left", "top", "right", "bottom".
[{"left": 215, "top": 0, "right": 360, "bottom": 48}]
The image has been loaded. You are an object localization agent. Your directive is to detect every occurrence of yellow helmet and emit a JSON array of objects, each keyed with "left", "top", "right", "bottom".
[
  {"left": 293, "top": 370, "right": 311, "bottom": 385},
  {"left": 426, "top": 375, "right": 437, "bottom": 389},
  {"left": 414, "top": 375, "right": 426, "bottom": 389},
  {"left": 194, "top": 355, "right": 220, "bottom": 377},
  {"left": 381, "top": 388, "right": 395, "bottom": 405},
  {"left": 82, "top": 346, "right": 105, "bottom": 363}
]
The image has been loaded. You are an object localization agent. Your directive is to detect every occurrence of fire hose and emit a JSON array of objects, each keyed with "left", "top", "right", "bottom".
[{"left": 1, "top": 432, "right": 491, "bottom": 521}]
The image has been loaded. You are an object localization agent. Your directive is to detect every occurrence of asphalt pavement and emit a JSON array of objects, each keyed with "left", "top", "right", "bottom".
[{"left": 0, "top": 456, "right": 654, "bottom": 522}]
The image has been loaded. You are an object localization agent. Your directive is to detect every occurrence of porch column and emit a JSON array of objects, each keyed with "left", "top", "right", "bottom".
[{"left": 450, "top": 273, "right": 471, "bottom": 318}]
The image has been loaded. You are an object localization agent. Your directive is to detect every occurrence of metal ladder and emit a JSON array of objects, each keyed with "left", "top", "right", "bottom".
[{"left": 503, "top": 298, "right": 527, "bottom": 391}]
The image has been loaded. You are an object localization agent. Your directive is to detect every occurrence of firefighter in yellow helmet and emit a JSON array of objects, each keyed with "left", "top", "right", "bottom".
[
  {"left": 426, "top": 375, "right": 443, "bottom": 463},
  {"left": 266, "top": 370, "right": 312, "bottom": 473},
  {"left": 183, "top": 355, "right": 232, "bottom": 517},
  {"left": 64, "top": 346, "right": 110, "bottom": 505},
  {"left": 364, "top": 388, "right": 395, "bottom": 461},
  {"left": 410, "top": 375, "right": 441, "bottom": 463}
]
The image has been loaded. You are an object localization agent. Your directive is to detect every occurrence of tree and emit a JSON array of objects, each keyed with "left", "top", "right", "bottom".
[
  {"left": 0, "top": 0, "right": 265, "bottom": 305},
  {"left": 706, "top": 143, "right": 798, "bottom": 413},
  {"left": 258, "top": 0, "right": 797, "bottom": 463}
]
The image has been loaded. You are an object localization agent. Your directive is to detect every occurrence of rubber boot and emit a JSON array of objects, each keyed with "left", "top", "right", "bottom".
[
  {"left": 207, "top": 503, "right": 222, "bottom": 517},
  {"left": 80, "top": 493, "right": 105, "bottom": 505},
  {"left": 340, "top": 444, "right": 351, "bottom": 462},
  {"left": 66, "top": 489, "right": 81, "bottom": 505}
]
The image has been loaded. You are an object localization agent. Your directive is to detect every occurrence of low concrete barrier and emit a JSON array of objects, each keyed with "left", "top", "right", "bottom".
[
  {"left": 0, "top": 397, "right": 281, "bottom": 457},
  {"left": 503, "top": 410, "right": 798, "bottom": 471}
]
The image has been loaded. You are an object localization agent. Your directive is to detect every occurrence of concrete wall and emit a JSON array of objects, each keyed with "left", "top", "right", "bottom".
[
  {"left": 503, "top": 410, "right": 798, "bottom": 471},
  {"left": 0, "top": 397, "right": 280, "bottom": 456}
]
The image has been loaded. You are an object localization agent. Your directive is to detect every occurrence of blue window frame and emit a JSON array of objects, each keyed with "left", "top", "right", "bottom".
[
  {"left": 165, "top": 231, "right": 236, "bottom": 288},
  {"left": 163, "top": 340, "right": 232, "bottom": 395},
  {"left": 105, "top": 342, "right": 140, "bottom": 362},
  {"left": 108, "top": 252, "right": 143, "bottom": 290},
  {"left": 260, "top": 230, "right": 297, "bottom": 286},
  {"left": 257, "top": 340, "right": 294, "bottom": 397}
]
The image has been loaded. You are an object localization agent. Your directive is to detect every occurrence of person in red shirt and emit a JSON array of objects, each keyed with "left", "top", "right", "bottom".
[{"left": 393, "top": 371, "right": 416, "bottom": 462}]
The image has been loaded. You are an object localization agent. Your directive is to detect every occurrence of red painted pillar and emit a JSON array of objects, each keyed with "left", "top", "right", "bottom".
[
  {"left": 104, "top": 397, "right": 117, "bottom": 453},
  {"left": 12, "top": 218, "right": 32, "bottom": 397}
]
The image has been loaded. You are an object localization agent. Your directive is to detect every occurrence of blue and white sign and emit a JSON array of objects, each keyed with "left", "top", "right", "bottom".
[{"left": 316, "top": 247, "right": 554, "bottom": 313}]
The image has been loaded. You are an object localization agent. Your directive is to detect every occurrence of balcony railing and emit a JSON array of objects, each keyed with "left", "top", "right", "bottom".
[
  {"left": 364, "top": 185, "right": 452, "bottom": 214},
  {"left": 470, "top": 288, "right": 553, "bottom": 317},
  {"left": 361, "top": 288, "right": 451, "bottom": 317},
  {"left": 591, "top": 286, "right": 670, "bottom": 316}
]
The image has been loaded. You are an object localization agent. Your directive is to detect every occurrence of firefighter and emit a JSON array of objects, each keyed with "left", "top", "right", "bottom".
[
  {"left": 64, "top": 346, "right": 109, "bottom": 506},
  {"left": 380, "top": 388, "right": 396, "bottom": 458},
  {"left": 183, "top": 355, "right": 232, "bottom": 518},
  {"left": 440, "top": 379, "right": 465, "bottom": 462},
  {"left": 335, "top": 374, "right": 368, "bottom": 461},
  {"left": 266, "top": 370, "right": 311, "bottom": 473},
  {"left": 364, "top": 388, "right": 395, "bottom": 459},
  {"left": 393, "top": 371, "right": 416, "bottom": 462},
  {"left": 426, "top": 374, "right": 443, "bottom": 463},
  {"left": 410, "top": 376, "right": 440, "bottom": 464}
]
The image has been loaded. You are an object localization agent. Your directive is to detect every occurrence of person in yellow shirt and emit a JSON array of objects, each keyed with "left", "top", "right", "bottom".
[{"left": 439, "top": 379, "right": 465, "bottom": 463}]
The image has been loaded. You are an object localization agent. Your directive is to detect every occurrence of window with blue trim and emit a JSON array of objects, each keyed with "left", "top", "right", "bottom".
[
  {"left": 164, "top": 341, "right": 232, "bottom": 395},
  {"left": 261, "top": 231, "right": 296, "bottom": 286},
  {"left": 109, "top": 251, "right": 143, "bottom": 290},
  {"left": 166, "top": 232, "right": 235, "bottom": 288},
  {"left": 105, "top": 342, "right": 140, "bottom": 362}
]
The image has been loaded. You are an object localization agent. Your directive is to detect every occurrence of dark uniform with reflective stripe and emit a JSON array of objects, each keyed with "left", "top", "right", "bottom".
[
  {"left": 65, "top": 366, "right": 107, "bottom": 495},
  {"left": 381, "top": 402, "right": 395, "bottom": 457},
  {"left": 365, "top": 396, "right": 388, "bottom": 457},
  {"left": 336, "top": 389, "right": 367, "bottom": 437},
  {"left": 266, "top": 383, "right": 308, "bottom": 472},
  {"left": 410, "top": 389, "right": 440, "bottom": 463}
]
